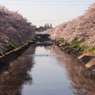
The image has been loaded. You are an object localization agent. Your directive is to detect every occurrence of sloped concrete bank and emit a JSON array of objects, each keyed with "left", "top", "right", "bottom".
[
  {"left": 55, "top": 41, "right": 95, "bottom": 73},
  {"left": 0, "top": 41, "right": 35, "bottom": 75}
]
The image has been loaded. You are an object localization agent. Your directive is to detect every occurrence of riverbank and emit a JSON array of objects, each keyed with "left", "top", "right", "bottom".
[
  {"left": 54, "top": 40, "right": 95, "bottom": 73},
  {"left": 1, "top": 37, "right": 95, "bottom": 73},
  {"left": 0, "top": 40, "right": 35, "bottom": 75},
  {"left": 0, "top": 37, "right": 51, "bottom": 61}
]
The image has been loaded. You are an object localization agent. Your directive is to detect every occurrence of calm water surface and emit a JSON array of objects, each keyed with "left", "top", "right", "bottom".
[
  {"left": 23, "top": 46, "right": 72, "bottom": 95},
  {"left": 0, "top": 45, "right": 94, "bottom": 95}
]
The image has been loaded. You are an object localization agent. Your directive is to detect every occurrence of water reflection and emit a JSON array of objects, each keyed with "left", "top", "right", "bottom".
[
  {"left": 26, "top": 54, "right": 64, "bottom": 57},
  {"left": 0, "top": 44, "right": 95, "bottom": 95},
  {"left": 49, "top": 45, "right": 95, "bottom": 95},
  {"left": 0, "top": 45, "right": 35, "bottom": 95},
  {"left": 23, "top": 46, "right": 73, "bottom": 95}
]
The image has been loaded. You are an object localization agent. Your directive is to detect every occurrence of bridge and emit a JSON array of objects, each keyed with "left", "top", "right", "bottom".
[
  {"left": 36, "top": 34, "right": 50, "bottom": 38},
  {"left": 35, "top": 33, "right": 52, "bottom": 46}
]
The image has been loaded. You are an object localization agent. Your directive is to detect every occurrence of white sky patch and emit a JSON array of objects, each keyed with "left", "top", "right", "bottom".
[{"left": 0, "top": 0, "right": 95, "bottom": 27}]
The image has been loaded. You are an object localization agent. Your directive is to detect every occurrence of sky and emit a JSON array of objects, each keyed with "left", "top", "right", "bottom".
[{"left": 0, "top": 0, "right": 95, "bottom": 27}]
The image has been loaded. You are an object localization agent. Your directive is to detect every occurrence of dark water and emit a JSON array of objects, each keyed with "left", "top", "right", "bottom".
[{"left": 0, "top": 45, "right": 94, "bottom": 95}]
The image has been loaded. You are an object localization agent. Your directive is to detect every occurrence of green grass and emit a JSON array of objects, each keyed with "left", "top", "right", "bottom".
[
  {"left": 13, "top": 44, "right": 19, "bottom": 47},
  {"left": 55, "top": 39, "right": 70, "bottom": 46},
  {"left": 26, "top": 39, "right": 35, "bottom": 43},
  {"left": 1, "top": 39, "right": 36, "bottom": 55},
  {"left": 33, "top": 39, "right": 36, "bottom": 41},
  {"left": 21, "top": 44, "right": 25, "bottom": 48},
  {"left": 65, "top": 41, "right": 70, "bottom": 46},
  {"left": 89, "top": 48, "right": 95, "bottom": 54},
  {"left": 79, "top": 46, "right": 89, "bottom": 51},
  {"left": 56, "top": 39, "right": 89, "bottom": 51},
  {"left": 56, "top": 39, "right": 64, "bottom": 43},
  {"left": 71, "top": 40, "right": 81, "bottom": 48},
  {"left": 2, "top": 45, "right": 15, "bottom": 53},
  {"left": 29, "top": 40, "right": 35, "bottom": 43},
  {"left": 6, "top": 45, "right": 15, "bottom": 52},
  {"left": 71, "top": 40, "right": 88, "bottom": 51}
]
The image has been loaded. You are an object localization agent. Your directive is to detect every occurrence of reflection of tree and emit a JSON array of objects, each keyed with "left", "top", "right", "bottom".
[
  {"left": 0, "top": 45, "right": 35, "bottom": 95},
  {"left": 67, "top": 65, "right": 95, "bottom": 95},
  {"left": 49, "top": 45, "right": 95, "bottom": 95}
]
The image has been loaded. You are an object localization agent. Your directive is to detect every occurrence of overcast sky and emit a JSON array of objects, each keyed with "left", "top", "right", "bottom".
[{"left": 0, "top": 0, "right": 95, "bottom": 27}]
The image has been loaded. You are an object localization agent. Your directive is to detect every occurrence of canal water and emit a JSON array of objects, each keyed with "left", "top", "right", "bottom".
[{"left": 0, "top": 45, "right": 94, "bottom": 95}]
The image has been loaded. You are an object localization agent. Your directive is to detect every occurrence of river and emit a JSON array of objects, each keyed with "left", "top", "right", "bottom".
[{"left": 0, "top": 44, "right": 94, "bottom": 95}]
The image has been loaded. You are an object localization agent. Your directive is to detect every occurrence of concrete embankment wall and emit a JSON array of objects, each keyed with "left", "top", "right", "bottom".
[
  {"left": 0, "top": 41, "right": 35, "bottom": 75},
  {"left": 55, "top": 41, "right": 95, "bottom": 73}
]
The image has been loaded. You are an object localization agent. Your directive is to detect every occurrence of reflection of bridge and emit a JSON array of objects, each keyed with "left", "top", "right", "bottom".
[
  {"left": 36, "top": 41, "right": 53, "bottom": 46},
  {"left": 36, "top": 34, "right": 50, "bottom": 38}
]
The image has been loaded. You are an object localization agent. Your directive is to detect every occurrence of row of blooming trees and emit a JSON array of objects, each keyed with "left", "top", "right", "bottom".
[
  {"left": 46, "top": 3, "right": 95, "bottom": 51},
  {"left": 0, "top": 6, "right": 35, "bottom": 55}
]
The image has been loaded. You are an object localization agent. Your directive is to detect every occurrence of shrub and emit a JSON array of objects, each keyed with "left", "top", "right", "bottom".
[
  {"left": 65, "top": 41, "right": 70, "bottom": 46},
  {"left": 2, "top": 45, "right": 15, "bottom": 53},
  {"left": 89, "top": 48, "right": 95, "bottom": 53},
  {"left": 79, "top": 46, "right": 89, "bottom": 51},
  {"left": 71, "top": 40, "right": 81, "bottom": 48},
  {"left": 58, "top": 39, "right": 64, "bottom": 43}
]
